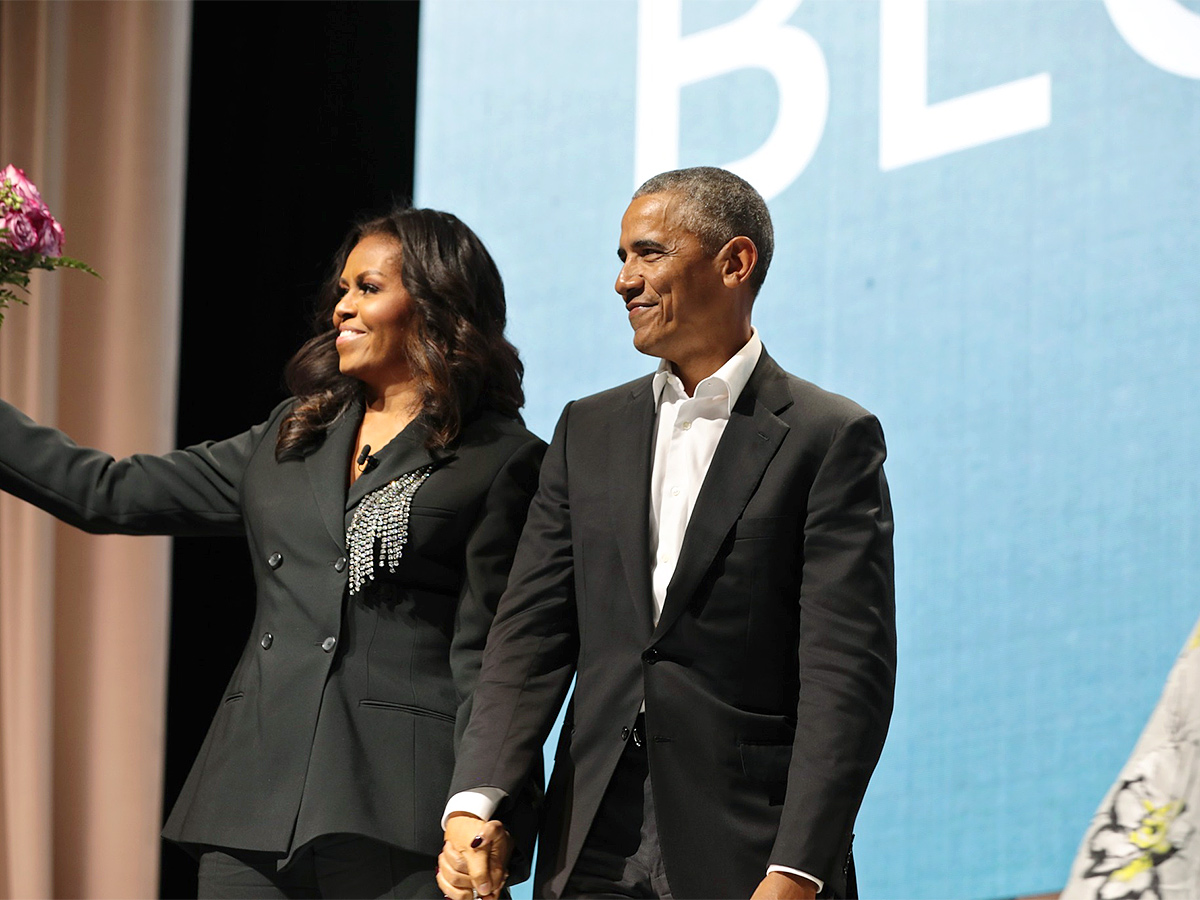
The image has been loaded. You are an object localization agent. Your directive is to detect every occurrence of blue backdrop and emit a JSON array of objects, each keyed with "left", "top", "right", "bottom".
[{"left": 415, "top": 2, "right": 1200, "bottom": 896}]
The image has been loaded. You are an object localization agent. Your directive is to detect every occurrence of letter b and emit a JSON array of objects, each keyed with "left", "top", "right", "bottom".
[{"left": 634, "top": 0, "right": 829, "bottom": 201}]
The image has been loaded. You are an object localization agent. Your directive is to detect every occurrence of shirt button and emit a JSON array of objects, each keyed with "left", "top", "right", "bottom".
[
  {"left": 260, "top": 632, "right": 273, "bottom": 650},
  {"left": 679, "top": 420, "right": 692, "bottom": 431},
  {"left": 321, "top": 636, "right": 337, "bottom": 653},
  {"left": 670, "top": 487, "right": 680, "bottom": 497},
  {"left": 267, "top": 552, "right": 283, "bottom": 569},
  {"left": 659, "top": 553, "right": 670, "bottom": 565},
  {"left": 334, "top": 557, "right": 347, "bottom": 573}
]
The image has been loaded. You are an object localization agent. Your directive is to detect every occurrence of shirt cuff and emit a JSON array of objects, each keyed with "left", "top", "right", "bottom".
[
  {"left": 767, "top": 865, "right": 824, "bottom": 893},
  {"left": 441, "top": 787, "right": 509, "bottom": 830}
]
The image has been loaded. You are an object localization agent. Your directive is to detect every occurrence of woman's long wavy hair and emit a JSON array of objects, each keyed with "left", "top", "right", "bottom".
[{"left": 275, "top": 207, "right": 524, "bottom": 461}]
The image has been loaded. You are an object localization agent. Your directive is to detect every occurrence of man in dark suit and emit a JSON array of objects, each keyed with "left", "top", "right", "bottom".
[{"left": 438, "top": 167, "right": 895, "bottom": 900}]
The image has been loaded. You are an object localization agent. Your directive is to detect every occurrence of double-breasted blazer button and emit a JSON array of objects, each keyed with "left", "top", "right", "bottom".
[
  {"left": 321, "top": 636, "right": 337, "bottom": 653},
  {"left": 260, "top": 632, "right": 273, "bottom": 650},
  {"left": 621, "top": 726, "right": 630, "bottom": 741},
  {"left": 642, "top": 648, "right": 659, "bottom": 663},
  {"left": 334, "top": 557, "right": 347, "bottom": 573},
  {"left": 268, "top": 552, "right": 283, "bottom": 569}
]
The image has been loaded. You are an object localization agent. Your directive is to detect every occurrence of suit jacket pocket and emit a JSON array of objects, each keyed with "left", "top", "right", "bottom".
[
  {"left": 738, "top": 739, "right": 792, "bottom": 783},
  {"left": 357, "top": 699, "right": 456, "bottom": 724}
]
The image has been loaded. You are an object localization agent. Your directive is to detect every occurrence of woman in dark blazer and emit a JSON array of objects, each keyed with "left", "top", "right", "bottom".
[{"left": 0, "top": 207, "right": 545, "bottom": 898}]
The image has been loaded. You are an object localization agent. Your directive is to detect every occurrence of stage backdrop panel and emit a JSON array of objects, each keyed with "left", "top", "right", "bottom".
[{"left": 415, "top": 2, "right": 1200, "bottom": 897}]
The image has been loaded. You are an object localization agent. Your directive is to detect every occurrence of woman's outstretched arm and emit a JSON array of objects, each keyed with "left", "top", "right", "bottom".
[{"left": 0, "top": 397, "right": 292, "bottom": 537}]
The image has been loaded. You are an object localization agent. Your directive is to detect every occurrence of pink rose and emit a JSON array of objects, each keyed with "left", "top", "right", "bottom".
[
  {"left": 4, "top": 212, "right": 38, "bottom": 252},
  {"left": 36, "top": 215, "right": 64, "bottom": 256},
  {"left": 1, "top": 164, "right": 44, "bottom": 209},
  {"left": 22, "top": 204, "right": 63, "bottom": 256}
]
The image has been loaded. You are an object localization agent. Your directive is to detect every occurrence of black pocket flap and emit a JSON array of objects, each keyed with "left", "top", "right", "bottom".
[{"left": 738, "top": 740, "right": 792, "bottom": 783}]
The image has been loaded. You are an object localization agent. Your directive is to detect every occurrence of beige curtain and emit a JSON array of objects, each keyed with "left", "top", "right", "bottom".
[{"left": 0, "top": 2, "right": 191, "bottom": 897}]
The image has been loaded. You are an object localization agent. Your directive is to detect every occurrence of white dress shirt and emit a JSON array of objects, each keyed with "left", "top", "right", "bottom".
[
  {"left": 647, "top": 329, "right": 761, "bottom": 622},
  {"left": 443, "top": 330, "right": 821, "bottom": 891}
]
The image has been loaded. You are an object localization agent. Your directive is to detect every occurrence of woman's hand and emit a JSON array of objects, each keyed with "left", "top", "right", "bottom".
[{"left": 437, "top": 813, "right": 512, "bottom": 900}]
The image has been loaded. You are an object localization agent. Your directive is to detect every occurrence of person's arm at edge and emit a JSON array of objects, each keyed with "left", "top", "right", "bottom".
[
  {"left": 756, "top": 412, "right": 896, "bottom": 895},
  {"left": 446, "top": 434, "right": 547, "bottom": 887},
  {"left": 0, "top": 397, "right": 294, "bottom": 536},
  {"left": 439, "top": 403, "right": 582, "bottom": 900}
]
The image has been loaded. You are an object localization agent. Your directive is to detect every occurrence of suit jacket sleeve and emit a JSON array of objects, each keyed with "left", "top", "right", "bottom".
[
  {"left": 451, "top": 402, "right": 581, "bottom": 798},
  {"left": 447, "top": 433, "right": 547, "bottom": 881},
  {"left": 449, "top": 434, "right": 547, "bottom": 745},
  {"left": 771, "top": 412, "right": 896, "bottom": 881},
  {"left": 0, "top": 397, "right": 290, "bottom": 537}
]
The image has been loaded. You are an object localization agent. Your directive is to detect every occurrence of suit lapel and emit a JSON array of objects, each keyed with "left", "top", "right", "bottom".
[
  {"left": 304, "top": 407, "right": 359, "bottom": 552},
  {"left": 302, "top": 408, "right": 447, "bottom": 550},
  {"left": 610, "top": 378, "right": 658, "bottom": 640},
  {"left": 345, "top": 420, "right": 444, "bottom": 515},
  {"left": 651, "top": 353, "right": 793, "bottom": 642}
]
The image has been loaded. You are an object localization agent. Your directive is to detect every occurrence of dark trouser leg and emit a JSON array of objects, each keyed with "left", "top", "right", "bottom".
[
  {"left": 197, "top": 848, "right": 319, "bottom": 899},
  {"left": 197, "top": 837, "right": 439, "bottom": 900},
  {"left": 309, "top": 833, "right": 440, "bottom": 899},
  {"left": 561, "top": 715, "right": 672, "bottom": 899}
]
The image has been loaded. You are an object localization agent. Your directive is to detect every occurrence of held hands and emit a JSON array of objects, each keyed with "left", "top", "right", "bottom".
[
  {"left": 437, "top": 815, "right": 814, "bottom": 900},
  {"left": 438, "top": 812, "right": 513, "bottom": 900},
  {"left": 750, "top": 871, "right": 819, "bottom": 900}
]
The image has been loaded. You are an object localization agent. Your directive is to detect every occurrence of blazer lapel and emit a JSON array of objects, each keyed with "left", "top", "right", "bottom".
[
  {"left": 609, "top": 377, "right": 658, "bottom": 640},
  {"left": 302, "top": 409, "right": 447, "bottom": 551},
  {"left": 651, "top": 353, "right": 793, "bottom": 642},
  {"left": 303, "top": 408, "right": 359, "bottom": 553},
  {"left": 345, "top": 420, "right": 444, "bottom": 516}
]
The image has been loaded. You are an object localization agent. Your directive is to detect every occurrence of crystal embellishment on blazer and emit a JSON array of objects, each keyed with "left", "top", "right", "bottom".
[{"left": 346, "top": 464, "right": 435, "bottom": 595}]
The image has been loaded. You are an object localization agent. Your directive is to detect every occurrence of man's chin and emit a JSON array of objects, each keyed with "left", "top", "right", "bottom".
[{"left": 631, "top": 330, "right": 663, "bottom": 359}]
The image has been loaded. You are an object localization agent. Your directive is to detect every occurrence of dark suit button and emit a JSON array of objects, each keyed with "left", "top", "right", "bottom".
[
  {"left": 643, "top": 648, "right": 659, "bottom": 663},
  {"left": 621, "top": 726, "right": 630, "bottom": 741},
  {"left": 260, "top": 632, "right": 273, "bottom": 650},
  {"left": 334, "top": 557, "right": 347, "bottom": 573},
  {"left": 268, "top": 552, "right": 283, "bottom": 569},
  {"left": 321, "top": 636, "right": 337, "bottom": 653}
]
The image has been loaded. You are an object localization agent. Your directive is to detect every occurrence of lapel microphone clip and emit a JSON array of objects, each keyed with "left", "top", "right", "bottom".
[{"left": 356, "top": 444, "right": 377, "bottom": 472}]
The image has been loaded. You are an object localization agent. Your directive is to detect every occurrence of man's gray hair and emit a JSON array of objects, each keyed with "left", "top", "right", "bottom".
[{"left": 633, "top": 166, "right": 774, "bottom": 294}]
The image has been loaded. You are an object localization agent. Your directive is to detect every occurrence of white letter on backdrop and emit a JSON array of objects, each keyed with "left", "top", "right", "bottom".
[
  {"left": 635, "top": 0, "right": 828, "bottom": 201},
  {"left": 879, "top": 0, "right": 1051, "bottom": 170},
  {"left": 1105, "top": 0, "right": 1200, "bottom": 79}
]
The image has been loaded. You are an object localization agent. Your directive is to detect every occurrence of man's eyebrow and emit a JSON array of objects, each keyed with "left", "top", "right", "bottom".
[
  {"left": 632, "top": 239, "right": 669, "bottom": 253},
  {"left": 618, "top": 239, "right": 671, "bottom": 261}
]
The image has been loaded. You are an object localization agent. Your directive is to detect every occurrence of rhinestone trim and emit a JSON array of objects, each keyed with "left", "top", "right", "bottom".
[{"left": 346, "top": 464, "right": 435, "bottom": 595}]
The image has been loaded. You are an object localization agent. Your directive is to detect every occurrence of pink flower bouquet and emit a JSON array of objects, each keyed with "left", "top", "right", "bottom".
[{"left": 0, "top": 164, "right": 97, "bottom": 323}]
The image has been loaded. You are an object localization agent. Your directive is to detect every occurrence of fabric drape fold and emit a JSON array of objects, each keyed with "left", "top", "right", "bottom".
[{"left": 0, "top": 2, "right": 191, "bottom": 896}]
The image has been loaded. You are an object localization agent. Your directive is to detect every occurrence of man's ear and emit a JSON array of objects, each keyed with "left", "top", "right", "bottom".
[{"left": 718, "top": 236, "right": 758, "bottom": 288}]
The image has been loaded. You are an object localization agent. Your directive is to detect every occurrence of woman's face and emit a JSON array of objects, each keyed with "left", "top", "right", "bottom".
[{"left": 333, "top": 233, "right": 416, "bottom": 392}]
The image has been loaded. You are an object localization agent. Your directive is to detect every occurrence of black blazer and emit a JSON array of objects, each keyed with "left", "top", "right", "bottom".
[
  {"left": 452, "top": 351, "right": 896, "bottom": 898},
  {"left": 0, "top": 397, "right": 545, "bottom": 862}
]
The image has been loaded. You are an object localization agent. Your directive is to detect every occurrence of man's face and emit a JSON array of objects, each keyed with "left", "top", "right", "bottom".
[{"left": 615, "top": 191, "right": 729, "bottom": 365}]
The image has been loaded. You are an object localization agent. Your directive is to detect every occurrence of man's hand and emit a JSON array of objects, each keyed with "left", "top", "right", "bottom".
[
  {"left": 750, "top": 871, "right": 819, "bottom": 900},
  {"left": 437, "top": 812, "right": 512, "bottom": 900}
]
